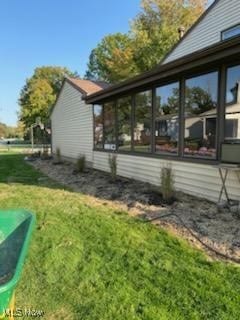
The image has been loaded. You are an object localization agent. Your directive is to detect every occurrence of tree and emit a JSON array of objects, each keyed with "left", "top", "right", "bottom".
[
  {"left": 85, "top": 33, "right": 138, "bottom": 83},
  {"left": 185, "top": 86, "right": 217, "bottom": 114},
  {"left": 85, "top": 0, "right": 207, "bottom": 82},
  {"left": 0, "top": 123, "right": 7, "bottom": 138},
  {"left": 19, "top": 66, "right": 77, "bottom": 128},
  {"left": 131, "top": 0, "right": 207, "bottom": 72}
]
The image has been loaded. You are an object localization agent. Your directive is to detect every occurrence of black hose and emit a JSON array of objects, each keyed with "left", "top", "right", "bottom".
[{"left": 143, "top": 212, "right": 240, "bottom": 264}]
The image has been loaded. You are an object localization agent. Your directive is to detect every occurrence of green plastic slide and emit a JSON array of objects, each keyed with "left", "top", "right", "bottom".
[{"left": 0, "top": 210, "right": 35, "bottom": 317}]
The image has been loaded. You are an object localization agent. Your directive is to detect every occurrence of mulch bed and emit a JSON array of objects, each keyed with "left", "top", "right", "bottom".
[{"left": 29, "top": 158, "right": 240, "bottom": 263}]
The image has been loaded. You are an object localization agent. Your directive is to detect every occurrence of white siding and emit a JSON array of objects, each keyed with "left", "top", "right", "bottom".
[
  {"left": 93, "top": 151, "right": 240, "bottom": 202},
  {"left": 51, "top": 82, "right": 93, "bottom": 163},
  {"left": 164, "top": 0, "right": 240, "bottom": 63}
]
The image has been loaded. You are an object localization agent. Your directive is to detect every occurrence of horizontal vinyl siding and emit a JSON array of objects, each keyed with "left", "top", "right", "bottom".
[
  {"left": 93, "top": 151, "right": 240, "bottom": 202},
  {"left": 164, "top": 0, "right": 240, "bottom": 63},
  {"left": 51, "top": 82, "right": 93, "bottom": 162}
]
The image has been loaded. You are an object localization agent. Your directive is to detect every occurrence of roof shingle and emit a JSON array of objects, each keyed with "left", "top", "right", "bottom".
[{"left": 67, "top": 78, "right": 109, "bottom": 95}]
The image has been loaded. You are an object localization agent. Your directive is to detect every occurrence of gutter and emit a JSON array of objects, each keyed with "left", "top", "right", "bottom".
[{"left": 86, "top": 36, "right": 240, "bottom": 104}]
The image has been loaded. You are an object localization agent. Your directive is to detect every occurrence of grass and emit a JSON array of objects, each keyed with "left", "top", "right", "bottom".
[{"left": 0, "top": 152, "right": 240, "bottom": 319}]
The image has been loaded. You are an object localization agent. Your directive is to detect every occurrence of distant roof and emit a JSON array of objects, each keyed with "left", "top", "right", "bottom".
[
  {"left": 67, "top": 77, "right": 109, "bottom": 96},
  {"left": 50, "top": 77, "right": 109, "bottom": 117}
]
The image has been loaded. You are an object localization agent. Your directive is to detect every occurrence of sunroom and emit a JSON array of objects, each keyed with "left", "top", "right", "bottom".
[{"left": 88, "top": 37, "right": 240, "bottom": 166}]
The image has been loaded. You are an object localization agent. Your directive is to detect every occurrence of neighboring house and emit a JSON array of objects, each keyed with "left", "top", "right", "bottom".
[{"left": 51, "top": 0, "right": 240, "bottom": 202}]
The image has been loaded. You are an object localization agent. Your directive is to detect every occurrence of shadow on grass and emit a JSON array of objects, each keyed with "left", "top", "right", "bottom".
[{"left": 0, "top": 153, "right": 67, "bottom": 192}]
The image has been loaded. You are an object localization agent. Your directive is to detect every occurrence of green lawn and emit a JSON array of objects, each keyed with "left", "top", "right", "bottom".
[{"left": 0, "top": 152, "right": 240, "bottom": 319}]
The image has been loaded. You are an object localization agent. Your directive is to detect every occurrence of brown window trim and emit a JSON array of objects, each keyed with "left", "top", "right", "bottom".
[
  {"left": 221, "top": 24, "right": 240, "bottom": 42},
  {"left": 183, "top": 68, "right": 220, "bottom": 161},
  {"left": 223, "top": 62, "right": 240, "bottom": 143},
  {"left": 153, "top": 80, "right": 181, "bottom": 157},
  {"left": 224, "top": 63, "right": 240, "bottom": 106},
  {"left": 93, "top": 148, "right": 219, "bottom": 166},
  {"left": 133, "top": 89, "right": 153, "bottom": 154},
  {"left": 93, "top": 59, "right": 240, "bottom": 164}
]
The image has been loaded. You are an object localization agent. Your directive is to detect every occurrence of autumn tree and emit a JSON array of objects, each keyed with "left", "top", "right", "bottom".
[
  {"left": 19, "top": 66, "right": 77, "bottom": 128},
  {"left": 131, "top": 0, "right": 207, "bottom": 72},
  {"left": 85, "top": 0, "right": 207, "bottom": 82},
  {"left": 0, "top": 122, "right": 24, "bottom": 139},
  {"left": 85, "top": 33, "right": 138, "bottom": 83},
  {"left": 0, "top": 123, "right": 7, "bottom": 138}
]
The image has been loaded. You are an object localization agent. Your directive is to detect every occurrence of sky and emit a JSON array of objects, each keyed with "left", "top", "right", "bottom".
[
  {"left": 0, "top": 0, "right": 141, "bottom": 126},
  {"left": 0, "top": 0, "right": 214, "bottom": 126}
]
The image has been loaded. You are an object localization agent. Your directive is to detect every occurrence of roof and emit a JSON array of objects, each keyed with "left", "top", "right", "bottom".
[
  {"left": 86, "top": 35, "right": 240, "bottom": 104},
  {"left": 161, "top": 0, "right": 220, "bottom": 64},
  {"left": 200, "top": 104, "right": 240, "bottom": 117},
  {"left": 66, "top": 78, "right": 109, "bottom": 96},
  {"left": 50, "top": 77, "right": 109, "bottom": 117}
]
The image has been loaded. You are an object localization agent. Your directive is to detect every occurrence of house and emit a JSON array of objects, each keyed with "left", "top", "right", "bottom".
[
  {"left": 51, "top": 78, "right": 109, "bottom": 162},
  {"left": 51, "top": 0, "right": 240, "bottom": 202}
]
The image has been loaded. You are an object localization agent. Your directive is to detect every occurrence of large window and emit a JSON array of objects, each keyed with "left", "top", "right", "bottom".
[
  {"left": 117, "top": 96, "right": 132, "bottom": 151},
  {"left": 225, "top": 65, "right": 240, "bottom": 141},
  {"left": 133, "top": 90, "right": 152, "bottom": 152},
  {"left": 104, "top": 102, "right": 116, "bottom": 150},
  {"left": 184, "top": 72, "right": 218, "bottom": 158},
  {"left": 93, "top": 66, "right": 240, "bottom": 162},
  {"left": 93, "top": 105, "right": 103, "bottom": 149},
  {"left": 155, "top": 82, "right": 179, "bottom": 154}
]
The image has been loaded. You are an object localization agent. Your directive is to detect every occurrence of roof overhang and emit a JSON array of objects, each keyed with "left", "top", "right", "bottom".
[
  {"left": 86, "top": 36, "right": 240, "bottom": 104},
  {"left": 49, "top": 78, "right": 85, "bottom": 118},
  {"left": 50, "top": 77, "right": 107, "bottom": 118}
]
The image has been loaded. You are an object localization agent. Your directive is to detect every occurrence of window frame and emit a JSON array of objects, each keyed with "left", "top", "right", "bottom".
[
  {"left": 133, "top": 88, "right": 153, "bottom": 154},
  {"left": 224, "top": 63, "right": 240, "bottom": 106},
  {"left": 154, "top": 80, "right": 180, "bottom": 156},
  {"left": 116, "top": 95, "right": 133, "bottom": 153},
  {"left": 93, "top": 104, "right": 104, "bottom": 150},
  {"left": 92, "top": 64, "right": 239, "bottom": 165},
  {"left": 103, "top": 101, "right": 117, "bottom": 151},
  {"left": 183, "top": 69, "right": 220, "bottom": 160},
  {"left": 223, "top": 62, "right": 240, "bottom": 143},
  {"left": 221, "top": 24, "right": 240, "bottom": 41}
]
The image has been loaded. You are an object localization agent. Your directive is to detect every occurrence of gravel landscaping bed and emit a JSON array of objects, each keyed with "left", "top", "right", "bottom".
[{"left": 30, "top": 158, "right": 240, "bottom": 263}]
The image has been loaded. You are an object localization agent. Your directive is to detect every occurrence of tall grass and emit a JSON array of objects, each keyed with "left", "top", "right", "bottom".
[
  {"left": 56, "top": 147, "right": 62, "bottom": 163},
  {"left": 108, "top": 153, "right": 117, "bottom": 182},
  {"left": 161, "top": 165, "right": 175, "bottom": 204},
  {"left": 76, "top": 155, "right": 86, "bottom": 173}
]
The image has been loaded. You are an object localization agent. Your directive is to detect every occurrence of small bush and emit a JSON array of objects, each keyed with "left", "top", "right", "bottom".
[
  {"left": 41, "top": 148, "right": 49, "bottom": 160},
  {"left": 76, "top": 155, "right": 86, "bottom": 173},
  {"left": 56, "top": 147, "right": 61, "bottom": 163},
  {"left": 161, "top": 165, "right": 175, "bottom": 204},
  {"left": 108, "top": 154, "right": 117, "bottom": 182},
  {"left": 43, "top": 148, "right": 48, "bottom": 155}
]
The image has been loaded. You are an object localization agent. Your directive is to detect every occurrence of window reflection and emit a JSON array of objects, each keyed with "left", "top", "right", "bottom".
[
  {"left": 133, "top": 90, "right": 152, "bottom": 152},
  {"left": 117, "top": 97, "right": 132, "bottom": 151},
  {"left": 104, "top": 102, "right": 116, "bottom": 150},
  {"left": 155, "top": 82, "right": 179, "bottom": 154},
  {"left": 93, "top": 105, "right": 103, "bottom": 149},
  {"left": 222, "top": 25, "right": 240, "bottom": 41},
  {"left": 184, "top": 72, "right": 218, "bottom": 158},
  {"left": 225, "top": 65, "right": 240, "bottom": 142}
]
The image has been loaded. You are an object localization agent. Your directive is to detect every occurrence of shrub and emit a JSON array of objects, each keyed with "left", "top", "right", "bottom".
[
  {"left": 41, "top": 148, "right": 49, "bottom": 160},
  {"left": 161, "top": 165, "right": 175, "bottom": 204},
  {"left": 56, "top": 147, "right": 61, "bottom": 163},
  {"left": 76, "top": 155, "right": 86, "bottom": 173},
  {"left": 108, "top": 154, "right": 117, "bottom": 182}
]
